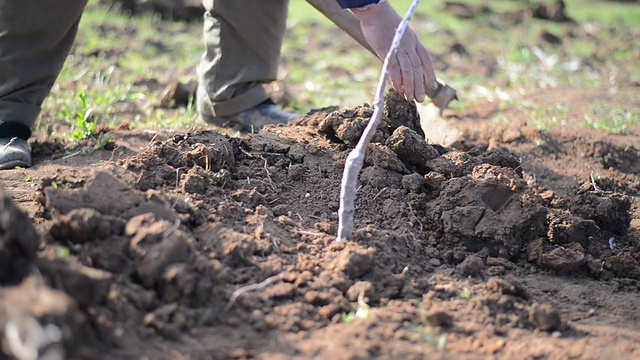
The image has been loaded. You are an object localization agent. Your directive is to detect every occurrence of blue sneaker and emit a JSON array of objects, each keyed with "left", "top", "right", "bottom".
[{"left": 0, "top": 137, "right": 32, "bottom": 170}]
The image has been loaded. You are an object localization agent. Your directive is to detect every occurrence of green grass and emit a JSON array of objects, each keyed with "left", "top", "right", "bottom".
[
  {"left": 526, "top": 103, "right": 571, "bottom": 132},
  {"left": 40, "top": 3, "right": 202, "bottom": 139},
  {"left": 565, "top": 0, "right": 640, "bottom": 25},
  {"left": 582, "top": 104, "right": 639, "bottom": 135}
]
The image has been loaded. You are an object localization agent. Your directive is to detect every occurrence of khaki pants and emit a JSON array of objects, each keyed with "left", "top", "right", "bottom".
[
  {"left": 197, "top": 0, "right": 289, "bottom": 118},
  {"left": 0, "top": 0, "right": 287, "bottom": 139}
]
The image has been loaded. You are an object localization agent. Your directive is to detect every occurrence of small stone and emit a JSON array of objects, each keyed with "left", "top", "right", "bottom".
[
  {"left": 540, "top": 190, "right": 555, "bottom": 201},
  {"left": 402, "top": 173, "right": 426, "bottom": 193},
  {"left": 429, "top": 258, "right": 441, "bottom": 267},
  {"left": 530, "top": 303, "right": 561, "bottom": 331},
  {"left": 287, "top": 164, "right": 306, "bottom": 181},
  {"left": 538, "top": 243, "right": 586, "bottom": 272},
  {"left": 458, "top": 255, "right": 484, "bottom": 277}
]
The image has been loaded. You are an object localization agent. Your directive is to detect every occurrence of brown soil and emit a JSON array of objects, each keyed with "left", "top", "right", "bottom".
[{"left": 1, "top": 88, "right": 639, "bottom": 359}]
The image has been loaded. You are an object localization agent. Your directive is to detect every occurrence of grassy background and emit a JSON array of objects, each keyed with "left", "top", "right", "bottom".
[{"left": 39, "top": 0, "right": 639, "bottom": 139}]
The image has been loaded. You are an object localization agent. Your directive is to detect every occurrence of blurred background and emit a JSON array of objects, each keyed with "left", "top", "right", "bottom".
[{"left": 39, "top": 0, "right": 639, "bottom": 138}]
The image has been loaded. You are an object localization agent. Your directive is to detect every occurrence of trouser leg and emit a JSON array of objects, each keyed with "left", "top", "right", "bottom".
[
  {"left": 0, "top": 0, "right": 87, "bottom": 139},
  {"left": 197, "top": 0, "right": 289, "bottom": 118}
]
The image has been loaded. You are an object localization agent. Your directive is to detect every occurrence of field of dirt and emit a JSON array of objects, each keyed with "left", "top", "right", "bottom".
[
  {"left": 2, "top": 88, "right": 639, "bottom": 359},
  {"left": 2, "top": 1, "right": 640, "bottom": 359}
]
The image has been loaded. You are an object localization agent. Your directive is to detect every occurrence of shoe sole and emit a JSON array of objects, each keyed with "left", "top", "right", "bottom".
[{"left": 0, "top": 160, "right": 32, "bottom": 170}]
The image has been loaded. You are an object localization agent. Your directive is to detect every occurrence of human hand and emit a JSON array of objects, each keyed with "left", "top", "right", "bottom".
[{"left": 352, "top": 2, "right": 437, "bottom": 102}]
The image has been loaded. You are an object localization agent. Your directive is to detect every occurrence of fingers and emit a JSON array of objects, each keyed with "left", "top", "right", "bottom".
[
  {"left": 397, "top": 50, "right": 415, "bottom": 102},
  {"left": 388, "top": 56, "right": 403, "bottom": 95},
  {"left": 409, "top": 51, "right": 425, "bottom": 102},
  {"left": 417, "top": 45, "right": 437, "bottom": 92}
]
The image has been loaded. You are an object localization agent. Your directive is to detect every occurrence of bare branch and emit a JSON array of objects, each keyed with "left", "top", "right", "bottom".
[{"left": 336, "top": 0, "right": 422, "bottom": 241}]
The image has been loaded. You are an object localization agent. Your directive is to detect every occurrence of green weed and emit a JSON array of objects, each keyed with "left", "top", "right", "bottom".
[
  {"left": 57, "top": 247, "right": 70, "bottom": 259},
  {"left": 410, "top": 314, "right": 448, "bottom": 351},
  {"left": 457, "top": 288, "right": 470, "bottom": 300},
  {"left": 341, "top": 291, "right": 370, "bottom": 324},
  {"left": 526, "top": 103, "right": 571, "bottom": 132},
  {"left": 71, "top": 91, "right": 97, "bottom": 141},
  {"left": 582, "top": 107, "right": 638, "bottom": 135}
]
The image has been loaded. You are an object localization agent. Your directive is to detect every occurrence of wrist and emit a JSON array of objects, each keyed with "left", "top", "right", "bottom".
[{"left": 351, "top": 1, "right": 392, "bottom": 23}]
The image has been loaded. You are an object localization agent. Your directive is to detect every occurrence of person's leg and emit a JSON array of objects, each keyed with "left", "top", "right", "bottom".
[
  {"left": 0, "top": 0, "right": 88, "bottom": 169},
  {"left": 197, "top": 0, "right": 297, "bottom": 130}
]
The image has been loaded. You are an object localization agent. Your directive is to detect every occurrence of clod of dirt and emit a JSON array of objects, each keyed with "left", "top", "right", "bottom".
[
  {"left": 386, "top": 126, "right": 439, "bottom": 173},
  {"left": 458, "top": 255, "right": 485, "bottom": 277},
  {"left": 569, "top": 185, "right": 631, "bottom": 235},
  {"left": 538, "top": 30, "right": 562, "bottom": 45},
  {"left": 181, "top": 166, "right": 208, "bottom": 194},
  {"left": 477, "top": 149, "right": 523, "bottom": 175},
  {"left": 364, "top": 143, "right": 409, "bottom": 174},
  {"left": 360, "top": 166, "right": 403, "bottom": 189},
  {"left": 529, "top": 303, "right": 561, "bottom": 332},
  {"left": 157, "top": 79, "right": 196, "bottom": 109},
  {"left": 346, "top": 281, "right": 375, "bottom": 302},
  {"left": 547, "top": 210, "right": 600, "bottom": 246},
  {"left": 335, "top": 246, "right": 375, "bottom": 278},
  {"left": 537, "top": 242, "right": 587, "bottom": 273},
  {"left": 121, "top": 131, "right": 237, "bottom": 191},
  {"left": 402, "top": 173, "right": 426, "bottom": 193},
  {"left": 425, "top": 151, "right": 481, "bottom": 178},
  {"left": 383, "top": 90, "right": 425, "bottom": 138},
  {"left": 605, "top": 252, "right": 640, "bottom": 279},
  {"left": 424, "top": 172, "right": 447, "bottom": 193},
  {"left": 532, "top": 0, "right": 574, "bottom": 23},
  {"left": 143, "top": 303, "right": 182, "bottom": 340},
  {"left": 430, "top": 164, "right": 548, "bottom": 258},
  {"left": 485, "top": 277, "right": 529, "bottom": 300},
  {"left": 49, "top": 208, "right": 126, "bottom": 244},
  {"left": 0, "top": 277, "right": 94, "bottom": 359},
  {"left": 45, "top": 171, "right": 179, "bottom": 223},
  {"left": 287, "top": 164, "right": 306, "bottom": 181},
  {"left": 36, "top": 259, "right": 113, "bottom": 308},
  {"left": 317, "top": 105, "right": 379, "bottom": 146},
  {"left": 0, "top": 188, "right": 39, "bottom": 285},
  {"left": 425, "top": 308, "right": 453, "bottom": 327},
  {"left": 126, "top": 214, "right": 193, "bottom": 288},
  {"left": 311, "top": 90, "right": 423, "bottom": 147}
]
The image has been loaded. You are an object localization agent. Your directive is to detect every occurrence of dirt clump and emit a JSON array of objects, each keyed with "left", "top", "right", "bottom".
[
  {"left": 429, "top": 164, "right": 548, "bottom": 258},
  {"left": 0, "top": 278, "right": 96, "bottom": 359},
  {"left": 529, "top": 303, "right": 561, "bottom": 331},
  {"left": 0, "top": 189, "right": 39, "bottom": 285},
  {"left": 569, "top": 184, "right": 631, "bottom": 235}
]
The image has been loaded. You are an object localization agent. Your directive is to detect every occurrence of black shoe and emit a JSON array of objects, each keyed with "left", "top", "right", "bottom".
[
  {"left": 0, "top": 137, "right": 32, "bottom": 170},
  {"left": 201, "top": 100, "right": 299, "bottom": 132}
]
